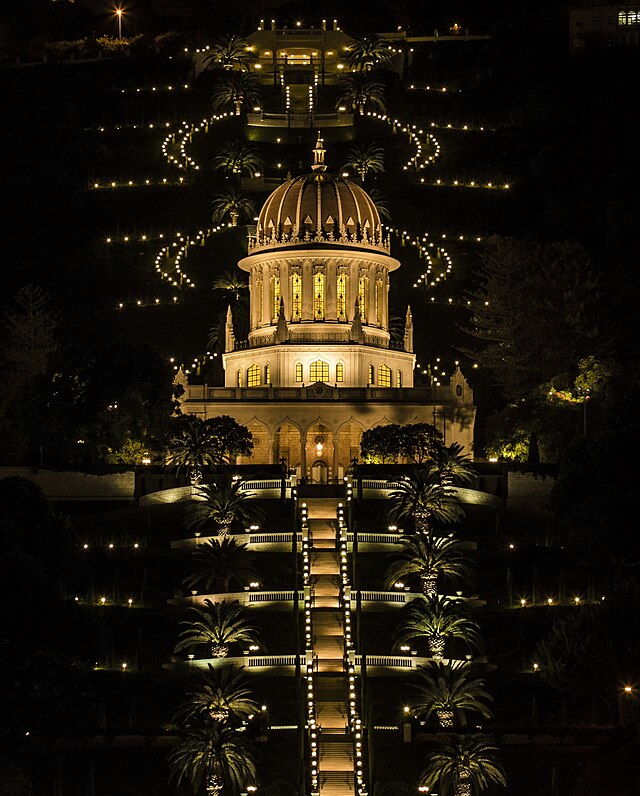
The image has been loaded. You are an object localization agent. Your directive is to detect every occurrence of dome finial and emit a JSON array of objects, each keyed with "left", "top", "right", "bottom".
[{"left": 311, "top": 131, "right": 326, "bottom": 172}]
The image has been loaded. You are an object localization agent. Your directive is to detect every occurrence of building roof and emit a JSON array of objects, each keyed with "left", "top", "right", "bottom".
[{"left": 252, "top": 135, "right": 387, "bottom": 253}]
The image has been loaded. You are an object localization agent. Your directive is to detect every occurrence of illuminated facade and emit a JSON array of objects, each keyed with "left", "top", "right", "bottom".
[
  {"left": 569, "top": 5, "right": 640, "bottom": 51},
  {"left": 181, "top": 138, "right": 475, "bottom": 480}
]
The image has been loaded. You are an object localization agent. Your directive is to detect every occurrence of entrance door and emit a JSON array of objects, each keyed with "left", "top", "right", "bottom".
[{"left": 311, "top": 460, "right": 328, "bottom": 484}]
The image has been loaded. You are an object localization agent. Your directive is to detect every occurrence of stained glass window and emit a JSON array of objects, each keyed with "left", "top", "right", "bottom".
[
  {"left": 310, "top": 360, "right": 329, "bottom": 382},
  {"left": 358, "top": 276, "right": 368, "bottom": 322},
  {"left": 314, "top": 272, "right": 325, "bottom": 319},
  {"left": 247, "top": 364, "right": 261, "bottom": 387},
  {"left": 378, "top": 364, "right": 391, "bottom": 387},
  {"left": 337, "top": 273, "right": 347, "bottom": 320},
  {"left": 272, "top": 276, "right": 280, "bottom": 321},
  {"left": 295, "top": 362, "right": 303, "bottom": 382},
  {"left": 291, "top": 274, "right": 302, "bottom": 321},
  {"left": 336, "top": 362, "right": 344, "bottom": 382}
]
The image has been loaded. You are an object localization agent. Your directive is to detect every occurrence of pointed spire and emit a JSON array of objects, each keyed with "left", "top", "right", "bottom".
[
  {"left": 351, "top": 297, "right": 363, "bottom": 343},
  {"left": 224, "top": 304, "right": 235, "bottom": 353},
  {"left": 275, "top": 296, "right": 289, "bottom": 343},
  {"left": 404, "top": 305, "right": 413, "bottom": 353},
  {"left": 311, "top": 131, "right": 327, "bottom": 172}
]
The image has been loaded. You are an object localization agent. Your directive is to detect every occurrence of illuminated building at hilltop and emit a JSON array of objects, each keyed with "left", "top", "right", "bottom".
[{"left": 180, "top": 137, "right": 475, "bottom": 480}]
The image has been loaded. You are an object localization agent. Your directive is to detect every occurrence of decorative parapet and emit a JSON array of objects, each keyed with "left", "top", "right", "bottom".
[
  {"left": 247, "top": 226, "right": 391, "bottom": 254},
  {"left": 247, "top": 111, "right": 354, "bottom": 128}
]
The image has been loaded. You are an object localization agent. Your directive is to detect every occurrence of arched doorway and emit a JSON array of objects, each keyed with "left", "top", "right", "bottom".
[
  {"left": 304, "top": 422, "right": 334, "bottom": 480},
  {"left": 337, "top": 420, "right": 365, "bottom": 478},
  {"left": 273, "top": 420, "right": 302, "bottom": 472},
  {"left": 311, "top": 460, "right": 328, "bottom": 484},
  {"left": 237, "top": 419, "right": 270, "bottom": 465}
]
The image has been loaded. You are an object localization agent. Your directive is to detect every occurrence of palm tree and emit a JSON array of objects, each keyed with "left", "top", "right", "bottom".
[
  {"left": 394, "top": 596, "right": 482, "bottom": 660},
  {"left": 187, "top": 477, "right": 263, "bottom": 537},
  {"left": 384, "top": 535, "right": 473, "bottom": 598},
  {"left": 212, "top": 270, "right": 249, "bottom": 300},
  {"left": 431, "top": 442, "right": 476, "bottom": 487},
  {"left": 211, "top": 71, "right": 261, "bottom": 115},
  {"left": 388, "top": 467, "right": 465, "bottom": 535},
  {"left": 183, "top": 537, "right": 257, "bottom": 594},
  {"left": 208, "top": 299, "right": 249, "bottom": 356},
  {"left": 367, "top": 187, "right": 391, "bottom": 222},
  {"left": 168, "top": 718, "right": 257, "bottom": 795},
  {"left": 345, "top": 34, "right": 393, "bottom": 71},
  {"left": 203, "top": 34, "right": 252, "bottom": 71},
  {"left": 173, "top": 664, "right": 258, "bottom": 724},
  {"left": 175, "top": 598, "right": 259, "bottom": 658},
  {"left": 418, "top": 734, "right": 507, "bottom": 796},
  {"left": 410, "top": 662, "right": 494, "bottom": 729},
  {"left": 342, "top": 142, "right": 384, "bottom": 182},
  {"left": 165, "top": 416, "right": 224, "bottom": 485},
  {"left": 211, "top": 140, "right": 264, "bottom": 177},
  {"left": 211, "top": 188, "right": 257, "bottom": 227},
  {"left": 336, "top": 73, "right": 386, "bottom": 116}
]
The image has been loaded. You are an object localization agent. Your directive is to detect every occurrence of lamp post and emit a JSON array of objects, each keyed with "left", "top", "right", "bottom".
[
  {"left": 115, "top": 7, "right": 123, "bottom": 39},
  {"left": 619, "top": 685, "right": 633, "bottom": 725},
  {"left": 582, "top": 390, "right": 590, "bottom": 437}
]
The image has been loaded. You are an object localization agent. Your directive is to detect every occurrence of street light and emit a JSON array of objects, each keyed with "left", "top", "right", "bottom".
[
  {"left": 619, "top": 685, "right": 633, "bottom": 725},
  {"left": 114, "top": 7, "right": 124, "bottom": 39}
]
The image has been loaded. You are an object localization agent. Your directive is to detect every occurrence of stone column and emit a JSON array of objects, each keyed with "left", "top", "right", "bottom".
[
  {"left": 368, "top": 266, "right": 377, "bottom": 326},
  {"left": 326, "top": 259, "right": 337, "bottom": 320},
  {"left": 382, "top": 270, "right": 390, "bottom": 331},
  {"left": 280, "top": 259, "right": 289, "bottom": 318},
  {"left": 300, "top": 431, "right": 307, "bottom": 478},
  {"left": 262, "top": 264, "right": 271, "bottom": 327},
  {"left": 302, "top": 259, "right": 313, "bottom": 320}
]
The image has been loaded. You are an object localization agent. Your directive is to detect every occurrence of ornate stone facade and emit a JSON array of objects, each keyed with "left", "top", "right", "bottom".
[{"left": 180, "top": 138, "right": 476, "bottom": 480}]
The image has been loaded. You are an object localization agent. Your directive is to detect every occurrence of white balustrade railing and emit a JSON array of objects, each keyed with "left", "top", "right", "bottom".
[
  {"left": 359, "top": 480, "right": 502, "bottom": 508},
  {"left": 246, "top": 655, "right": 298, "bottom": 667},
  {"left": 348, "top": 532, "right": 402, "bottom": 545},
  {"left": 359, "top": 590, "right": 413, "bottom": 603},
  {"left": 172, "top": 532, "right": 298, "bottom": 550},
  {"left": 164, "top": 655, "right": 305, "bottom": 671},
  {"left": 169, "top": 590, "right": 302, "bottom": 607}
]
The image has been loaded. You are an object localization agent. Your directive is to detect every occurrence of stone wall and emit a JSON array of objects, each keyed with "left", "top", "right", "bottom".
[{"left": 0, "top": 468, "right": 136, "bottom": 502}]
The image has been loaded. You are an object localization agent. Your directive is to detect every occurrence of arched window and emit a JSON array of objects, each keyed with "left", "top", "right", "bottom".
[
  {"left": 237, "top": 369, "right": 242, "bottom": 387},
  {"left": 368, "top": 364, "right": 374, "bottom": 385},
  {"left": 291, "top": 273, "right": 302, "bottom": 321},
  {"left": 310, "top": 360, "right": 329, "bottom": 383},
  {"left": 378, "top": 364, "right": 391, "bottom": 387},
  {"left": 314, "top": 272, "right": 325, "bottom": 319},
  {"left": 247, "top": 364, "right": 261, "bottom": 387},
  {"left": 295, "top": 362, "right": 303, "bottom": 382},
  {"left": 336, "top": 362, "right": 344, "bottom": 383},
  {"left": 358, "top": 275, "right": 368, "bottom": 322},
  {"left": 272, "top": 275, "right": 280, "bottom": 322},
  {"left": 337, "top": 273, "right": 347, "bottom": 320},
  {"left": 396, "top": 369, "right": 403, "bottom": 388},
  {"left": 265, "top": 364, "right": 271, "bottom": 384}
]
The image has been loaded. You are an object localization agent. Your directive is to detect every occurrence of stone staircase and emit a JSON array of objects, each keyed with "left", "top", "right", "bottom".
[{"left": 308, "top": 513, "right": 356, "bottom": 796}]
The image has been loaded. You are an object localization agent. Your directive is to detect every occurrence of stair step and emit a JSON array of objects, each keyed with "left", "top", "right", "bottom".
[
  {"left": 313, "top": 598, "right": 339, "bottom": 609},
  {"left": 319, "top": 772, "right": 355, "bottom": 795},
  {"left": 315, "top": 637, "right": 344, "bottom": 656},
  {"left": 313, "top": 579, "right": 341, "bottom": 595},
  {"left": 316, "top": 701, "right": 348, "bottom": 728}
]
